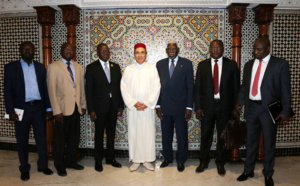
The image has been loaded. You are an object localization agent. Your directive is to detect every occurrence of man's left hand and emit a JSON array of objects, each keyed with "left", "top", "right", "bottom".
[
  {"left": 185, "top": 109, "right": 192, "bottom": 121},
  {"left": 81, "top": 109, "right": 86, "bottom": 115},
  {"left": 275, "top": 114, "right": 289, "bottom": 123},
  {"left": 117, "top": 108, "right": 123, "bottom": 117},
  {"left": 46, "top": 111, "right": 53, "bottom": 120}
]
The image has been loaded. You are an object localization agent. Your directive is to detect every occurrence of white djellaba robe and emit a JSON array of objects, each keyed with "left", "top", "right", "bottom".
[{"left": 121, "top": 61, "right": 161, "bottom": 163}]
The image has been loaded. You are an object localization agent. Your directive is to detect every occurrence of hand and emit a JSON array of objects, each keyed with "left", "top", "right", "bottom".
[
  {"left": 46, "top": 111, "right": 53, "bottom": 120},
  {"left": 196, "top": 109, "right": 204, "bottom": 120},
  {"left": 234, "top": 104, "right": 242, "bottom": 115},
  {"left": 90, "top": 112, "right": 97, "bottom": 121},
  {"left": 117, "top": 108, "right": 123, "bottom": 117},
  {"left": 275, "top": 114, "right": 289, "bottom": 123},
  {"left": 185, "top": 109, "right": 192, "bottom": 121},
  {"left": 134, "top": 102, "right": 146, "bottom": 111},
  {"left": 54, "top": 113, "right": 64, "bottom": 123},
  {"left": 156, "top": 108, "right": 163, "bottom": 120},
  {"left": 140, "top": 103, "right": 147, "bottom": 110},
  {"left": 81, "top": 108, "right": 86, "bottom": 115},
  {"left": 9, "top": 112, "right": 19, "bottom": 122}
]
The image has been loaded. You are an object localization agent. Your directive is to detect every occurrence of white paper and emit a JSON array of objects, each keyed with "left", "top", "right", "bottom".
[{"left": 4, "top": 108, "right": 24, "bottom": 121}]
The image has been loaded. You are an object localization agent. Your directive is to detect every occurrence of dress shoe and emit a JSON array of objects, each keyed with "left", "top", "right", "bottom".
[
  {"left": 143, "top": 162, "right": 154, "bottom": 171},
  {"left": 217, "top": 165, "right": 226, "bottom": 176},
  {"left": 237, "top": 171, "right": 254, "bottom": 181},
  {"left": 106, "top": 159, "right": 122, "bottom": 168},
  {"left": 265, "top": 176, "right": 274, "bottom": 186},
  {"left": 160, "top": 160, "right": 173, "bottom": 168},
  {"left": 177, "top": 163, "right": 185, "bottom": 172},
  {"left": 195, "top": 163, "right": 208, "bottom": 173},
  {"left": 20, "top": 172, "right": 30, "bottom": 181},
  {"left": 67, "top": 163, "right": 84, "bottom": 170},
  {"left": 38, "top": 167, "right": 53, "bottom": 175},
  {"left": 129, "top": 163, "right": 140, "bottom": 172},
  {"left": 57, "top": 169, "right": 67, "bottom": 177},
  {"left": 95, "top": 161, "right": 103, "bottom": 172}
]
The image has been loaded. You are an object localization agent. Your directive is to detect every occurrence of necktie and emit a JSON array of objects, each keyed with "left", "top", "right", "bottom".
[
  {"left": 214, "top": 59, "right": 219, "bottom": 94},
  {"left": 169, "top": 59, "right": 175, "bottom": 78},
  {"left": 67, "top": 61, "right": 74, "bottom": 84},
  {"left": 251, "top": 59, "right": 263, "bottom": 97},
  {"left": 104, "top": 62, "right": 111, "bottom": 83}
]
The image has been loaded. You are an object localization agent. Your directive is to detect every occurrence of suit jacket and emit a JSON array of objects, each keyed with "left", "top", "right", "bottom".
[
  {"left": 47, "top": 59, "right": 86, "bottom": 116},
  {"left": 156, "top": 56, "right": 194, "bottom": 115},
  {"left": 238, "top": 55, "right": 291, "bottom": 118},
  {"left": 194, "top": 57, "right": 240, "bottom": 115},
  {"left": 4, "top": 60, "right": 51, "bottom": 114},
  {"left": 85, "top": 60, "right": 124, "bottom": 114}
]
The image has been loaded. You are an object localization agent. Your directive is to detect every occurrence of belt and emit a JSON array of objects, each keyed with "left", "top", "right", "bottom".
[
  {"left": 25, "top": 100, "right": 41, "bottom": 105},
  {"left": 250, "top": 100, "right": 262, "bottom": 104},
  {"left": 214, "top": 99, "right": 220, "bottom": 103}
]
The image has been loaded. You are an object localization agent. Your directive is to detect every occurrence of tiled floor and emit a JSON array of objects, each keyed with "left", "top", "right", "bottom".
[{"left": 0, "top": 150, "right": 299, "bottom": 186}]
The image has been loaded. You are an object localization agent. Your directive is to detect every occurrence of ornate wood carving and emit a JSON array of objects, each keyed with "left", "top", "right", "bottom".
[
  {"left": 34, "top": 6, "right": 56, "bottom": 158},
  {"left": 227, "top": 3, "right": 249, "bottom": 162}
]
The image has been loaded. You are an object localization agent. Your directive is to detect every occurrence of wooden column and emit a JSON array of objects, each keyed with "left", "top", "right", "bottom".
[
  {"left": 34, "top": 6, "right": 56, "bottom": 158},
  {"left": 58, "top": 5, "right": 80, "bottom": 61},
  {"left": 227, "top": 3, "right": 249, "bottom": 162},
  {"left": 253, "top": 4, "right": 277, "bottom": 161}
]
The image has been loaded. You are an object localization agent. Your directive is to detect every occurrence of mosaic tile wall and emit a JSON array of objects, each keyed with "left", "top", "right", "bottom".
[
  {"left": 272, "top": 12, "right": 300, "bottom": 145},
  {"left": 0, "top": 16, "right": 40, "bottom": 144},
  {"left": 0, "top": 8, "right": 299, "bottom": 151}
]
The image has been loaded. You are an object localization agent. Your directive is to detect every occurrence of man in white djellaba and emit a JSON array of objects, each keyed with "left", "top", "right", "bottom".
[{"left": 121, "top": 43, "right": 161, "bottom": 172}]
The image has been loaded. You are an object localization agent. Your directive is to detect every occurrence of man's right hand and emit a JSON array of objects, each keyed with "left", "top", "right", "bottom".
[
  {"left": 54, "top": 113, "right": 64, "bottom": 123},
  {"left": 234, "top": 104, "right": 242, "bottom": 116},
  {"left": 90, "top": 112, "right": 97, "bottom": 121},
  {"left": 9, "top": 112, "right": 19, "bottom": 122},
  {"left": 196, "top": 109, "right": 204, "bottom": 120},
  {"left": 156, "top": 108, "right": 163, "bottom": 120}
]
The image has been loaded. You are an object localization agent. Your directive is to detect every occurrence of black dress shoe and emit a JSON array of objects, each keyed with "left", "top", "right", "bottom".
[
  {"left": 95, "top": 161, "right": 103, "bottom": 172},
  {"left": 237, "top": 171, "right": 254, "bottom": 181},
  {"left": 217, "top": 165, "right": 226, "bottom": 176},
  {"left": 265, "top": 176, "right": 274, "bottom": 186},
  {"left": 195, "top": 163, "right": 208, "bottom": 173},
  {"left": 177, "top": 163, "right": 185, "bottom": 172},
  {"left": 21, "top": 172, "right": 30, "bottom": 181},
  {"left": 160, "top": 160, "right": 173, "bottom": 168},
  {"left": 106, "top": 159, "right": 122, "bottom": 168},
  {"left": 57, "top": 169, "right": 67, "bottom": 177},
  {"left": 38, "top": 167, "right": 53, "bottom": 175},
  {"left": 67, "top": 163, "right": 84, "bottom": 170}
]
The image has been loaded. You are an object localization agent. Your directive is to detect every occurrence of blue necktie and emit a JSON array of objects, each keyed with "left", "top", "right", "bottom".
[
  {"left": 104, "top": 62, "right": 111, "bottom": 83},
  {"left": 169, "top": 59, "right": 175, "bottom": 78},
  {"left": 67, "top": 61, "right": 74, "bottom": 84}
]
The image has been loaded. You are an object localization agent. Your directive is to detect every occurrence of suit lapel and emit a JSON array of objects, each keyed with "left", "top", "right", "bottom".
[
  {"left": 58, "top": 60, "right": 74, "bottom": 85},
  {"left": 16, "top": 60, "right": 26, "bottom": 97},
  {"left": 261, "top": 55, "right": 275, "bottom": 87},
  {"left": 109, "top": 61, "right": 115, "bottom": 84},
  {"left": 220, "top": 58, "right": 227, "bottom": 90}
]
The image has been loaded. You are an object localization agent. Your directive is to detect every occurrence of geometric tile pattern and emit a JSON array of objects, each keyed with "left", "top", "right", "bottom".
[
  {"left": 0, "top": 16, "right": 40, "bottom": 144},
  {"left": 83, "top": 8, "right": 225, "bottom": 150},
  {"left": 272, "top": 13, "right": 300, "bottom": 146}
]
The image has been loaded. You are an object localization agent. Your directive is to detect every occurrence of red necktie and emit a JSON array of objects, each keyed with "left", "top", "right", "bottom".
[
  {"left": 251, "top": 60, "right": 262, "bottom": 96},
  {"left": 214, "top": 59, "right": 219, "bottom": 94}
]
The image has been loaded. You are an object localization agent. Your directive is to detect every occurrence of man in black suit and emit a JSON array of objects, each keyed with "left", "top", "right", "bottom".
[
  {"left": 85, "top": 43, "right": 124, "bottom": 172},
  {"left": 236, "top": 37, "right": 291, "bottom": 186},
  {"left": 156, "top": 40, "right": 194, "bottom": 172},
  {"left": 194, "top": 39, "right": 240, "bottom": 175},
  {"left": 4, "top": 41, "right": 53, "bottom": 181}
]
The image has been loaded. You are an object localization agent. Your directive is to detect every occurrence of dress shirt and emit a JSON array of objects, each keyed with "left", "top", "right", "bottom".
[
  {"left": 99, "top": 59, "right": 112, "bottom": 97},
  {"left": 156, "top": 56, "right": 192, "bottom": 111},
  {"left": 62, "top": 58, "right": 76, "bottom": 87},
  {"left": 211, "top": 57, "right": 223, "bottom": 99},
  {"left": 21, "top": 58, "right": 51, "bottom": 111},
  {"left": 249, "top": 54, "right": 271, "bottom": 100}
]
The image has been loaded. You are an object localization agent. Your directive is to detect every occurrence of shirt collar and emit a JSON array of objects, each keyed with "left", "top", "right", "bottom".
[
  {"left": 169, "top": 56, "right": 179, "bottom": 63},
  {"left": 211, "top": 57, "right": 223, "bottom": 64},
  {"left": 258, "top": 54, "right": 271, "bottom": 63},
  {"left": 62, "top": 58, "right": 73, "bottom": 65},
  {"left": 20, "top": 58, "right": 34, "bottom": 66}
]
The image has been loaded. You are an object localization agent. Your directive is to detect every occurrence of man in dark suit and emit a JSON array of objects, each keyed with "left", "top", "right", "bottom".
[
  {"left": 85, "top": 43, "right": 124, "bottom": 172},
  {"left": 194, "top": 39, "right": 240, "bottom": 175},
  {"left": 4, "top": 41, "right": 53, "bottom": 181},
  {"left": 156, "top": 40, "right": 194, "bottom": 172},
  {"left": 236, "top": 37, "right": 291, "bottom": 186}
]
